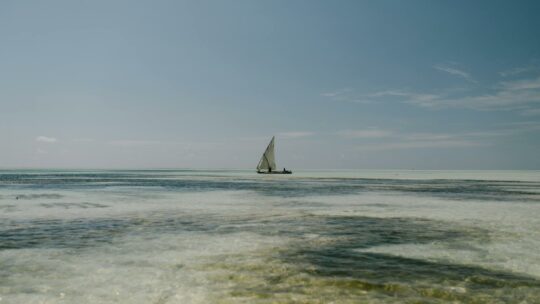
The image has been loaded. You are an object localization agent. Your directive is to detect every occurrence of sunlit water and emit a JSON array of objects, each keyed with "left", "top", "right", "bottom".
[{"left": 1, "top": 169, "right": 540, "bottom": 303}]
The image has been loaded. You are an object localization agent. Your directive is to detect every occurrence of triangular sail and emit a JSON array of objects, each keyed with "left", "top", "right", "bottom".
[{"left": 257, "top": 136, "right": 277, "bottom": 171}]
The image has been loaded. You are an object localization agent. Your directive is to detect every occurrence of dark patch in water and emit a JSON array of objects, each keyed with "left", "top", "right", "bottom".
[
  {"left": 0, "top": 218, "right": 128, "bottom": 249},
  {"left": 39, "top": 202, "right": 108, "bottom": 209},
  {"left": 281, "top": 249, "right": 540, "bottom": 302},
  {"left": 1, "top": 171, "right": 539, "bottom": 202},
  {"left": 0, "top": 204, "right": 17, "bottom": 212},
  {"left": 267, "top": 215, "right": 540, "bottom": 303},
  {"left": 0, "top": 213, "right": 481, "bottom": 255},
  {"left": 213, "top": 214, "right": 540, "bottom": 302},
  {"left": 12, "top": 193, "right": 63, "bottom": 200},
  {"left": 0, "top": 213, "right": 225, "bottom": 250}
]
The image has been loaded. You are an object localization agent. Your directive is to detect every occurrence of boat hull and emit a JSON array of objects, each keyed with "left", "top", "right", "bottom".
[{"left": 257, "top": 170, "right": 292, "bottom": 174}]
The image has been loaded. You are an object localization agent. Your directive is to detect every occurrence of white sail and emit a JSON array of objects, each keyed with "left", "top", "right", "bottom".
[{"left": 257, "top": 136, "right": 277, "bottom": 171}]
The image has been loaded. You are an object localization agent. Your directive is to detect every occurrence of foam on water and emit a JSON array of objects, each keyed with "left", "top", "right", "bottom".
[{"left": 1, "top": 232, "right": 287, "bottom": 303}]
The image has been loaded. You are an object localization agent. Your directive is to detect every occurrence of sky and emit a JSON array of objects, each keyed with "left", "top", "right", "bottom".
[{"left": 1, "top": 0, "right": 540, "bottom": 169}]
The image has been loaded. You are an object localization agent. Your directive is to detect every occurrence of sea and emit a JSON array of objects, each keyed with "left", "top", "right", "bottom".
[{"left": 1, "top": 169, "right": 540, "bottom": 303}]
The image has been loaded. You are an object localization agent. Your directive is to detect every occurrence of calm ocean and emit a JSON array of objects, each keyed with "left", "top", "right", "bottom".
[{"left": 1, "top": 169, "right": 540, "bottom": 303}]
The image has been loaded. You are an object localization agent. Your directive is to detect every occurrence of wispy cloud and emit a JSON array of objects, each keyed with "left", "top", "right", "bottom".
[
  {"left": 345, "top": 126, "right": 533, "bottom": 152},
  {"left": 355, "top": 139, "right": 483, "bottom": 151},
  {"left": 408, "top": 89, "right": 540, "bottom": 111},
  {"left": 72, "top": 138, "right": 95, "bottom": 143},
  {"left": 403, "top": 133, "right": 455, "bottom": 141},
  {"left": 521, "top": 108, "right": 540, "bottom": 116},
  {"left": 106, "top": 139, "right": 227, "bottom": 151},
  {"left": 321, "top": 88, "right": 372, "bottom": 104},
  {"left": 434, "top": 64, "right": 476, "bottom": 83},
  {"left": 499, "top": 65, "right": 539, "bottom": 77},
  {"left": 501, "top": 76, "right": 540, "bottom": 91},
  {"left": 36, "top": 136, "right": 58, "bottom": 143},
  {"left": 320, "top": 88, "right": 352, "bottom": 98},
  {"left": 337, "top": 129, "right": 393, "bottom": 139},
  {"left": 108, "top": 140, "right": 166, "bottom": 147},
  {"left": 494, "top": 121, "right": 540, "bottom": 132},
  {"left": 277, "top": 131, "right": 314, "bottom": 139},
  {"left": 363, "top": 74, "right": 540, "bottom": 113},
  {"left": 367, "top": 90, "right": 440, "bottom": 107},
  {"left": 403, "top": 130, "right": 515, "bottom": 141},
  {"left": 427, "top": 77, "right": 540, "bottom": 110}
]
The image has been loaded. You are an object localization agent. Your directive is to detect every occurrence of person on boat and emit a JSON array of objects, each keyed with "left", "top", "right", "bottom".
[{"left": 268, "top": 167, "right": 272, "bottom": 173}]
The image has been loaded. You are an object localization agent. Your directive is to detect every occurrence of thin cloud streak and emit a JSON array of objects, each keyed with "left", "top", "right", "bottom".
[
  {"left": 368, "top": 90, "right": 440, "bottom": 106},
  {"left": 108, "top": 140, "right": 166, "bottom": 147},
  {"left": 364, "top": 75, "right": 540, "bottom": 112},
  {"left": 345, "top": 125, "right": 534, "bottom": 152},
  {"left": 320, "top": 88, "right": 352, "bottom": 98},
  {"left": 502, "top": 76, "right": 540, "bottom": 91},
  {"left": 337, "top": 129, "right": 393, "bottom": 139},
  {"left": 277, "top": 131, "right": 314, "bottom": 139},
  {"left": 355, "top": 139, "right": 484, "bottom": 152},
  {"left": 321, "top": 88, "right": 372, "bottom": 104},
  {"left": 499, "top": 65, "right": 539, "bottom": 77},
  {"left": 351, "top": 131, "right": 495, "bottom": 152},
  {"left": 72, "top": 138, "right": 95, "bottom": 143},
  {"left": 521, "top": 108, "right": 540, "bottom": 116},
  {"left": 36, "top": 136, "right": 58, "bottom": 143},
  {"left": 324, "top": 65, "right": 540, "bottom": 114},
  {"left": 433, "top": 64, "right": 476, "bottom": 83}
]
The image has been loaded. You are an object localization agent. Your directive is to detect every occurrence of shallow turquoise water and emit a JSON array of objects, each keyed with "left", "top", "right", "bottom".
[{"left": 1, "top": 170, "right": 540, "bottom": 303}]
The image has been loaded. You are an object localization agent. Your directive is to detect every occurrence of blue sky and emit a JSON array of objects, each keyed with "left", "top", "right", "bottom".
[{"left": 1, "top": 0, "right": 539, "bottom": 169}]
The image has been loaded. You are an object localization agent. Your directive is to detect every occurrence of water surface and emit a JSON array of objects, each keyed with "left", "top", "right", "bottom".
[{"left": 1, "top": 170, "right": 540, "bottom": 303}]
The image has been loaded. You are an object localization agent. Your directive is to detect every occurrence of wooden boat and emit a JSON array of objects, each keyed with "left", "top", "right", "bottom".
[{"left": 256, "top": 136, "right": 292, "bottom": 174}]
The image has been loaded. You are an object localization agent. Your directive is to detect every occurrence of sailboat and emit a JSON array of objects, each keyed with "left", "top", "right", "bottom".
[{"left": 256, "top": 136, "right": 292, "bottom": 174}]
